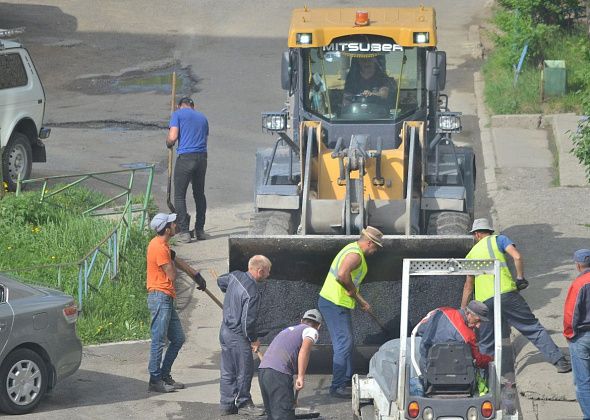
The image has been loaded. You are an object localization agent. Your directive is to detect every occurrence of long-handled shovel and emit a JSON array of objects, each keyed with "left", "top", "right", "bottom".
[{"left": 166, "top": 72, "right": 177, "bottom": 213}]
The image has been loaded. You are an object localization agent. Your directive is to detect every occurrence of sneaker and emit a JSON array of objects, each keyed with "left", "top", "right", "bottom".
[
  {"left": 220, "top": 405, "right": 238, "bottom": 416},
  {"left": 195, "top": 229, "right": 208, "bottom": 240},
  {"left": 555, "top": 357, "right": 572, "bottom": 373},
  {"left": 176, "top": 232, "right": 192, "bottom": 244},
  {"left": 162, "top": 374, "right": 185, "bottom": 389},
  {"left": 329, "top": 386, "right": 351, "bottom": 399},
  {"left": 148, "top": 379, "right": 176, "bottom": 393},
  {"left": 238, "top": 401, "right": 265, "bottom": 416}
]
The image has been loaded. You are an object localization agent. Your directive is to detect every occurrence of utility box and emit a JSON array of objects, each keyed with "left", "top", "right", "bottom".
[{"left": 543, "top": 60, "right": 566, "bottom": 98}]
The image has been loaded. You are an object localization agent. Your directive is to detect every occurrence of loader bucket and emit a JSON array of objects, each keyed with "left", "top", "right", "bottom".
[{"left": 228, "top": 234, "right": 473, "bottom": 353}]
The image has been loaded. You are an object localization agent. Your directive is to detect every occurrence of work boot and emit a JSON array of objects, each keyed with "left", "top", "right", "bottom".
[
  {"left": 238, "top": 400, "right": 265, "bottom": 416},
  {"left": 195, "top": 229, "right": 208, "bottom": 240},
  {"left": 555, "top": 357, "right": 572, "bottom": 373},
  {"left": 148, "top": 379, "right": 176, "bottom": 393},
  {"left": 329, "top": 386, "right": 351, "bottom": 399},
  {"left": 162, "top": 374, "right": 185, "bottom": 389},
  {"left": 176, "top": 232, "right": 192, "bottom": 244},
  {"left": 219, "top": 404, "right": 238, "bottom": 416}
]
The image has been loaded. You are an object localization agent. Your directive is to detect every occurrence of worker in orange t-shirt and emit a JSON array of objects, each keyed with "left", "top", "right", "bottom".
[{"left": 146, "top": 212, "right": 206, "bottom": 393}]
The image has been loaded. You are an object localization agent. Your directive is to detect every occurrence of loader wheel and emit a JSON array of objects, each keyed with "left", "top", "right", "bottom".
[
  {"left": 426, "top": 211, "right": 471, "bottom": 235},
  {"left": 249, "top": 210, "right": 295, "bottom": 235}
]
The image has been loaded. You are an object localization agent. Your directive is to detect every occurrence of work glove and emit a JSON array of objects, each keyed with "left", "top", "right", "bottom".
[
  {"left": 170, "top": 249, "right": 176, "bottom": 261},
  {"left": 193, "top": 272, "right": 207, "bottom": 291},
  {"left": 516, "top": 277, "right": 529, "bottom": 291}
]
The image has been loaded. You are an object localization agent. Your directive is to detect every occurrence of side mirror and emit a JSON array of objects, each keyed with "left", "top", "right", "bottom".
[
  {"left": 281, "top": 50, "right": 291, "bottom": 91},
  {"left": 426, "top": 51, "right": 447, "bottom": 92}
]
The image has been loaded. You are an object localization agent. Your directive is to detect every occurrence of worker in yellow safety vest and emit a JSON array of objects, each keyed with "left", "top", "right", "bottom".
[
  {"left": 318, "top": 226, "right": 383, "bottom": 398},
  {"left": 461, "top": 218, "right": 571, "bottom": 373}
]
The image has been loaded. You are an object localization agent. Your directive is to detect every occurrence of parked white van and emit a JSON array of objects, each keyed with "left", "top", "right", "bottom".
[{"left": 0, "top": 29, "right": 50, "bottom": 191}]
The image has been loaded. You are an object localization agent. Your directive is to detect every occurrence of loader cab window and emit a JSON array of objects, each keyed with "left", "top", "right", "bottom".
[{"left": 302, "top": 36, "right": 425, "bottom": 122}]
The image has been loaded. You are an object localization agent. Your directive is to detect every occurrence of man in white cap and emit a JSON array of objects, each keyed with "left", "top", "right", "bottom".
[
  {"left": 462, "top": 218, "right": 571, "bottom": 373},
  {"left": 258, "top": 309, "right": 323, "bottom": 420},
  {"left": 146, "top": 213, "right": 206, "bottom": 393},
  {"left": 563, "top": 249, "right": 590, "bottom": 418},
  {"left": 318, "top": 226, "right": 383, "bottom": 398}
]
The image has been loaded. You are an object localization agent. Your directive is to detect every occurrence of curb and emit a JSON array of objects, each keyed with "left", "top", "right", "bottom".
[{"left": 86, "top": 339, "right": 150, "bottom": 348}]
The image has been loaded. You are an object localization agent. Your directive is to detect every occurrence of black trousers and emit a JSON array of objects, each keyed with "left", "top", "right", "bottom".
[
  {"left": 259, "top": 368, "right": 295, "bottom": 420},
  {"left": 173, "top": 152, "right": 207, "bottom": 233}
]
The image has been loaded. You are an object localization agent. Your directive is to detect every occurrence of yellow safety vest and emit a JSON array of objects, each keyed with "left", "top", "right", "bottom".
[
  {"left": 466, "top": 235, "right": 516, "bottom": 302},
  {"left": 319, "top": 242, "right": 368, "bottom": 309}
]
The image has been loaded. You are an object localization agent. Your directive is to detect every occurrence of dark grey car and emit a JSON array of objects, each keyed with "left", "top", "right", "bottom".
[{"left": 0, "top": 274, "right": 82, "bottom": 414}]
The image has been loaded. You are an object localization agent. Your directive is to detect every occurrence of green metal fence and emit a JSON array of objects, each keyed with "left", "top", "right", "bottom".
[{"left": 2, "top": 164, "right": 154, "bottom": 310}]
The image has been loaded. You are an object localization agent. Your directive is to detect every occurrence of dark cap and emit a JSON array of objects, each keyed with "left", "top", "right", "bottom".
[
  {"left": 302, "top": 309, "right": 323, "bottom": 324},
  {"left": 178, "top": 97, "right": 194, "bottom": 107},
  {"left": 466, "top": 300, "right": 489, "bottom": 322},
  {"left": 574, "top": 249, "right": 590, "bottom": 264}
]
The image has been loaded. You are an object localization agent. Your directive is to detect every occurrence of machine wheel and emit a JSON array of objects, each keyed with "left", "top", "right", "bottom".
[
  {"left": 0, "top": 348, "right": 48, "bottom": 415},
  {"left": 426, "top": 211, "right": 471, "bottom": 235},
  {"left": 2, "top": 132, "right": 32, "bottom": 192},
  {"left": 249, "top": 210, "right": 295, "bottom": 235}
]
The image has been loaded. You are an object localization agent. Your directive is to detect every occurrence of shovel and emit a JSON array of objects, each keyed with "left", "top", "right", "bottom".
[{"left": 166, "top": 72, "right": 177, "bottom": 213}]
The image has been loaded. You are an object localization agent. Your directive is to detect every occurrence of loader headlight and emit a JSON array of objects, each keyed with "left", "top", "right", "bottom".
[
  {"left": 437, "top": 112, "right": 462, "bottom": 134},
  {"left": 413, "top": 32, "right": 429, "bottom": 44},
  {"left": 422, "top": 407, "right": 434, "bottom": 420},
  {"left": 296, "top": 33, "right": 313, "bottom": 45},
  {"left": 467, "top": 407, "right": 478, "bottom": 420},
  {"left": 262, "top": 112, "right": 288, "bottom": 132}
]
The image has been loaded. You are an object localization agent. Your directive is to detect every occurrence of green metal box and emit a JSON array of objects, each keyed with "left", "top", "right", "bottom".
[{"left": 543, "top": 60, "right": 566, "bottom": 97}]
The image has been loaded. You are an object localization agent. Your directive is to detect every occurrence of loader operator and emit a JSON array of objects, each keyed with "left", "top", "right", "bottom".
[
  {"left": 462, "top": 218, "right": 571, "bottom": 373},
  {"left": 217, "top": 255, "right": 271, "bottom": 417},
  {"left": 343, "top": 56, "right": 395, "bottom": 107},
  {"left": 318, "top": 226, "right": 383, "bottom": 399}
]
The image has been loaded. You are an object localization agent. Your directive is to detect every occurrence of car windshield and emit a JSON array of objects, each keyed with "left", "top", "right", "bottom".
[{"left": 302, "top": 36, "right": 425, "bottom": 122}]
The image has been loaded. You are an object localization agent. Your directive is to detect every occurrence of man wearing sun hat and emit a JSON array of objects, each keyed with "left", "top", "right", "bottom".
[
  {"left": 563, "top": 249, "right": 590, "bottom": 418},
  {"left": 258, "top": 309, "right": 323, "bottom": 420},
  {"left": 146, "top": 212, "right": 206, "bottom": 393},
  {"left": 318, "top": 226, "right": 383, "bottom": 398},
  {"left": 462, "top": 218, "right": 571, "bottom": 373}
]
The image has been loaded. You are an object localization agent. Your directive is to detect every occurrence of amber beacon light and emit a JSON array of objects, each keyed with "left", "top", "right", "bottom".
[{"left": 355, "top": 10, "right": 369, "bottom": 26}]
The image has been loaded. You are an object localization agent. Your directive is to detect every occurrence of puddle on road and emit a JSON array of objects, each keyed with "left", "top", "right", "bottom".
[{"left": 69, "top": 65, "right": 198, "bottom": 95}]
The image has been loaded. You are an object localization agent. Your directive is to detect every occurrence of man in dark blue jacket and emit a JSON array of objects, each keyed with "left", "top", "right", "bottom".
[{"left": 217, "top": 255, "right": 271, "bottom": 417}]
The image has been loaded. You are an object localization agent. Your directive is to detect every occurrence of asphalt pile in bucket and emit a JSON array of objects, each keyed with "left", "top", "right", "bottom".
[{"left": 256, "top": 275, "right": 465, "bottom": 346}]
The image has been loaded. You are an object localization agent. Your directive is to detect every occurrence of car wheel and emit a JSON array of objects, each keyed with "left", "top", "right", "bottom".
[
  {"left": 2, "top": 132, "right": 32, "bottom": 192},
  {"left": 0, "top": 348, "right": 48, "bottom": 415}
]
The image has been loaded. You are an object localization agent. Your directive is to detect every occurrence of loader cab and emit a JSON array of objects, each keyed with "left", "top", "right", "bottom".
[{"left": 299, "top": 35, "right": 427, "bottom": 125}]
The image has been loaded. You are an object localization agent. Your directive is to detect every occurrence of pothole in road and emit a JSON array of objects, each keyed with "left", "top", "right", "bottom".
[{"left": 68, "top": 65, "right": 199, "bottom": 95}]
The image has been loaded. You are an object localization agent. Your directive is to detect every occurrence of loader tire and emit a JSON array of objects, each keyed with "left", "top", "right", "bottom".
[
  {"left": 427, "top": 211, "right": 471, "bottom": 235},
  {"left": 249, "top": 210, "right": 294, "bottom": 235}
]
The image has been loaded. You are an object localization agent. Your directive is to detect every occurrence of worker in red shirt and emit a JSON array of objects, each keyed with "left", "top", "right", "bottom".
[{"left": 563, "top": 249, "right": 590, "bottom": 419}]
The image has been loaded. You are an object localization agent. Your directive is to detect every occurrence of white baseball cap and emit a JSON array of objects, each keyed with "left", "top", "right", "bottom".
[{"left": 150, "top": 213, "right": 177, "bottom": 232}]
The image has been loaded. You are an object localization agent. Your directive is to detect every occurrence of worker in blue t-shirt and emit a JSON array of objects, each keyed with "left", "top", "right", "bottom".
[{"left": 166, "top": 97, "right": 209, "bottom": 243}]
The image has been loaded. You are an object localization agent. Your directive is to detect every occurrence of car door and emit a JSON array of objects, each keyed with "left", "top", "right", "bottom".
[{"left": 0, "top": 284, "right": 14, "bottom": 355}]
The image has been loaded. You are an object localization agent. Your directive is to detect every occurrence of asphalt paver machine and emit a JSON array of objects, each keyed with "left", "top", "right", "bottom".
[
  {"left": 352, "top": 258, "right": 519, "bottom": 420},
  {"left": 229, "top": 7, "right": 477, "bottom": 350}
]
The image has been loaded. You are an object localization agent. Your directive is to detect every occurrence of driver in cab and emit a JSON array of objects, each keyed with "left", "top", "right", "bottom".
[{"left": 343, "top": 56, "right": 395, "bottom": 106}]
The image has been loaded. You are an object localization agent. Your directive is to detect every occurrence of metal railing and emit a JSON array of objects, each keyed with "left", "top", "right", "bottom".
[{"left": 2, "top": 165, "right": 154, "bottom": 310}]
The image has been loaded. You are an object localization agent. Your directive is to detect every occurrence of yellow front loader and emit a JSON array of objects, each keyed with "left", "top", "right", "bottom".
[{"left": 230, "top": 7, "right": 476, "bottom": 354}]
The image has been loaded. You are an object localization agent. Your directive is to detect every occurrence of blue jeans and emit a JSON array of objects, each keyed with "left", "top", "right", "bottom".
[
  {"left": 148, "top": 291, "right": 185, "bottom": 381},
  {"left": 570, "top": 331, "right": 590, "bottom": 420},
  {"left": 318, "top": 296, "right": 353, "bottom": 391},
  {"left": 478, "top": 291, "right": 563, "bottom": 364}
]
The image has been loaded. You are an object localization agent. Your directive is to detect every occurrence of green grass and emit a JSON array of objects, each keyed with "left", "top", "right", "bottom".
[
  {"left": 483, "top": 27, "right": 590, "bottom": 115},
  {"left": 0, "top": 187, "right": 152, "bottom": 344}
]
